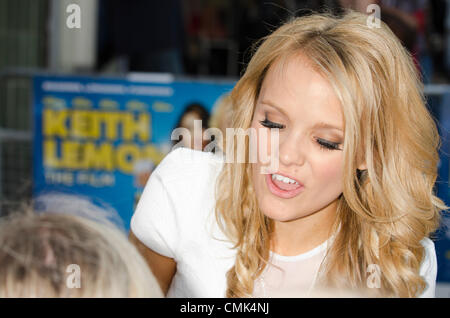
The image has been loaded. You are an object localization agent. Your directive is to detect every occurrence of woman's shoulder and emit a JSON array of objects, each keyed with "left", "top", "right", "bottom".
[
  {"left": 153, "top": 147, "right": 224, "bottom": 184},
  {"left": 131, "top": 148, "right": 225, "bottom": 259},
  {"left": 149, "top": 147, "right": 225, "bottom": 224},
  {"left": 418, "top": 237, "right": 438, "bottom": 297},
  {"left": 420, "top": 237, "right": 437, "bottom": 268},
  {"left": 419, "top": 237, "right": 437, "bottom": 271},
  {"left": 420, "top": 237, "right": 435, "bottom": 252}
]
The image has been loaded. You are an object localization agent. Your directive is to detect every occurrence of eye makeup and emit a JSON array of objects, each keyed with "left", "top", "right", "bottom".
[
  {"left": 259, "top": 117, "right": 285, "bottom": 129},
  {"left": 259, "top": 115, "right": 342, "bottom": 151}
]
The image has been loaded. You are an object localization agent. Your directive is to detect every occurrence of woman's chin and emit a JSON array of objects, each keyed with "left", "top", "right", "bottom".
[
  {"left": 260, "top": 202, "right": 315, "bottom": 223},
  {"left": 260, "top": 208, "right": 299, "bottom": 223}
]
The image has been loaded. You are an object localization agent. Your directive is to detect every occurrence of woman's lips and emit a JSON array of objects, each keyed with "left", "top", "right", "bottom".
[
  {"left": 265, "top": 174, "right": 304, "bottom": 199},
  {"left": 272, "top": 177, "right": 300, "bottom": 191}
]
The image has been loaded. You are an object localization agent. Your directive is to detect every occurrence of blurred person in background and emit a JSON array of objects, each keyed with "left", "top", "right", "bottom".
[
  {"left": 97, "top": 0, "right": 184, "bottom": 74},
  {"left": 0, "top": 197, "right": 163, "bottom": 297},
  {"left": 172, "top": 102, "right": 211, "bottom": 151},
  {"left": 339, "top": 0, "right": 437, "bottom": 83}
]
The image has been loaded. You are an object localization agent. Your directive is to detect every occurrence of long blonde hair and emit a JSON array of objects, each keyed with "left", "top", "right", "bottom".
[
  {"left": 0, "top": 202, "right": 163, "bottom": 297},
  {"left": 214, "top": 10, "right": 447, "bottom": 297}
]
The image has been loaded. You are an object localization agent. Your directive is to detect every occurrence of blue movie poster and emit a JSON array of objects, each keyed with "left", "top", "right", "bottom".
[{"left": 33, "top": 74, "right": 234, "bottom": 230}]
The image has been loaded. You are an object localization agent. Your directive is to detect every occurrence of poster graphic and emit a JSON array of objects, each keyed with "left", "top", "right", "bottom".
[{"left": 33, "top": 74, "right": 234, "bottom": 230}]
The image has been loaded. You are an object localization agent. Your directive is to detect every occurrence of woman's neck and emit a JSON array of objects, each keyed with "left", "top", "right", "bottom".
[{"left": 270, "top": 199, "right": 338, "bottom": 256}]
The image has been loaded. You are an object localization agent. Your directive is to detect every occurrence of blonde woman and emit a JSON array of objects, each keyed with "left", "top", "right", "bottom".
[
  {"left": 0, "top": 204, "right": 163, "bottom": 297},
  {"left": 130, "top": 10, "right": 446, "bottom": 298}
]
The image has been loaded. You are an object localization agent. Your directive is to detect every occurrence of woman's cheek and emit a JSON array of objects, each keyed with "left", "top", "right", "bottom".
[{"left": 313, "top": 156, "right": 344, "bottom": 184}]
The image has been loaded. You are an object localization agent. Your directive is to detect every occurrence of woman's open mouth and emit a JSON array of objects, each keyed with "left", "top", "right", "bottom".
[{"left": 266, "top": 173, "right": 304, "bottom": 199}]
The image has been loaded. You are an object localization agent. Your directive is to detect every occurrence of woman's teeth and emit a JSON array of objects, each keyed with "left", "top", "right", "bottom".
[{"left": 271, "top": 174, "right": 299, "bottom": 185}]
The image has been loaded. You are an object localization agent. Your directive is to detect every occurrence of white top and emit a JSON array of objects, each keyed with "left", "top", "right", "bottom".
[
  {"left": 131, "top": 147, "right": 438, "bottom": 298},
  {"left": 253, "top": 238, "right": 330, "bottom": 298}
]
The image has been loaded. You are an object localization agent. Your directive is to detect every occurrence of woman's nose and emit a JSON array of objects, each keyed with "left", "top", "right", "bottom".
[{"left": 278, "top": 130, "right": 306, "bottom": 167}]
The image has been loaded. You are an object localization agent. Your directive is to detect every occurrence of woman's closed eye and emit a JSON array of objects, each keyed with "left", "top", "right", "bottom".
[
  {"left": 316, "top": 138, "right": 341, "bottom": 151},
  {"left": 259, "top": 118, "right": 341, "bottom": 151},
  {"left": 259, "top": 118, "right": 285, "bottom": 129}
]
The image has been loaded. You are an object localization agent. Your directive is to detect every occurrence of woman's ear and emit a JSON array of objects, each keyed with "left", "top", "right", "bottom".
[
  {"left": 356, "top": 149, "right": 367, "bottom": 171},
  {"left": 357, "top": 162, "right": 367, "bottom": 171},
  {"left": 356, "top": 161, "right": 367, "bottom": 181}
]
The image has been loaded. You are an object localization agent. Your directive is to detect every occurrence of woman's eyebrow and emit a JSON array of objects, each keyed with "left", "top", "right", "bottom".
[
  {"left": 312, "top": 122, "right": 344, "bottom": 132},
  {"left": 260, "top": 100, "right": 289, "bottom": 117}
]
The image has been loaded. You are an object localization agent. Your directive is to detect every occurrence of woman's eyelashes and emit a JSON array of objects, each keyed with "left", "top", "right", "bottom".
[
  {"left": 259, "top": 118, "right": 285, "bottom": 129},
  {"left": 316, "top": 138, "right": 341, "bottom": 151},
  {"left": 259, "top": 117, "right": 341, "bottom": 151}
]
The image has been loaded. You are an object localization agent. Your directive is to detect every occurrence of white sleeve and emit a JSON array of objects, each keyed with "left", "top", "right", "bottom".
[
  {"left": 130, "top": 150, "right": 181, "bottom": 259},
  {"left": 417, "top": 237, "right": 438, "bottom": 298}
]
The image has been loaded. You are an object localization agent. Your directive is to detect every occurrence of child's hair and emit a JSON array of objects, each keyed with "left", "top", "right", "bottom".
[
  {"left": 0, "top": 202, "right": 163, "bottom": 297},
  {"left": 214, "top": 9, "right": 448, "bottom": 297}
]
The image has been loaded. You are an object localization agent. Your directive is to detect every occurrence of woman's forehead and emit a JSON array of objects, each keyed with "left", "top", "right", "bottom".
[{"left": 258, "top": 54, "right": 344, "bottom": 128}]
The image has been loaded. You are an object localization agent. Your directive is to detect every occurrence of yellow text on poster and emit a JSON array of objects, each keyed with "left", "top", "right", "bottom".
[
  {"left": 43, "top": 109, "right": 151, "bottom": 141},
  {"left": 42, "top": 108, "right": 165, "bottom": 174}
]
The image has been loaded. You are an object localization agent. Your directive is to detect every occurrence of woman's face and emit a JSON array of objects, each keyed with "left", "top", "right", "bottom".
[{"left": 250, "top": 54, "right": 346, "bottom": 222}]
